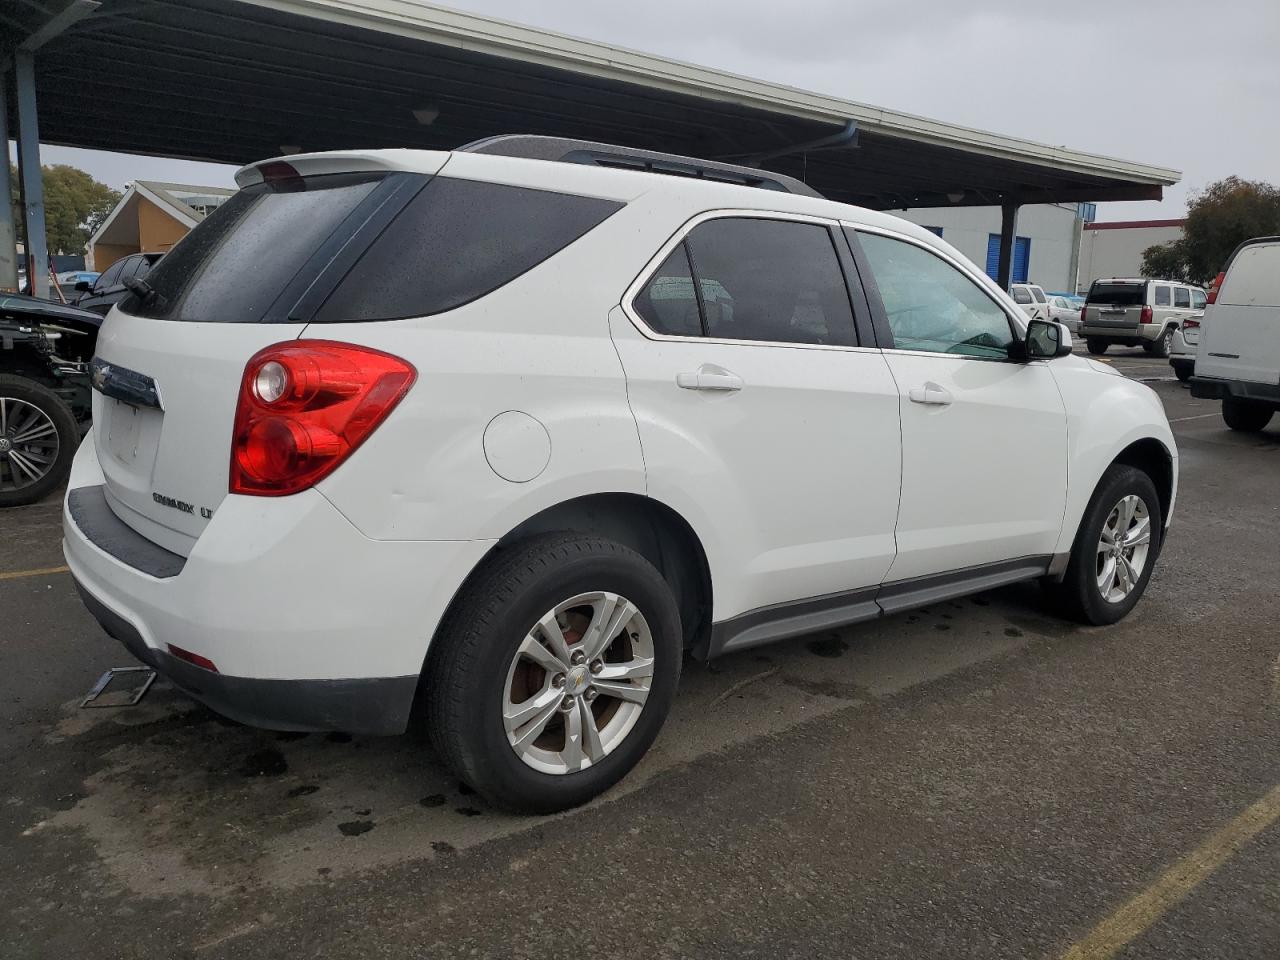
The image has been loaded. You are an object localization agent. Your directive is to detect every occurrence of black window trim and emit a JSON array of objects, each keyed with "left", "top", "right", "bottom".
[
  {"left": 843, "top": 223, "right": 1027, "bottom": 361},
  {"left": 622, "top": 209, "right": 875, "bottom": 351}
]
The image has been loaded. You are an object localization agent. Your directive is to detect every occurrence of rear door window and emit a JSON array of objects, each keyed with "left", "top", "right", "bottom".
[
  {"left": 317, "top": 179, "right": 623, "bottom": 322},
  {"left": 680, "top": 217, "right": 856, "bottom": 346},
  {"left": 633, "top": 243, "right": 703, "bottom": 338},
  {"left": 1174, "top": 287, "right": 1191, "bottom": 308},
  {"left": 1031, "top": 286, "right": 1047, "bottom": 303},
  {"left": 1011, "top": 287, "right": 1032, "bottom": 304}
]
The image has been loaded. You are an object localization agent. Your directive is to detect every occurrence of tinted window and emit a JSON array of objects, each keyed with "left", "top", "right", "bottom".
[
  {"left": 1154, "top": 286, "right": 1171, "bottom": 306},
  {"left": 1088, "top": 281, "right": 1146, "bottom": 306},
  {"left": 1011, "top": 287, "right": 1032, "bottom": 304},
  {"left": 682, "top": 218, "right": 855, "bottom": 346},
  {"left": 1191, "top": 289, "right": 1207, "bottom": 309},
  {"left": 1031, "top": 286, "right": 1047, "bottom": 303},
  {"left": 124, "top": 173, "right": 384, "bottom": 322},
  {"left": 96, "top": 260, "right": 126, "bottom": 291},
  {"left": 634, "top": 243, "right": 702, "bottom": 337},
  {"left": 1174, "top": 287, "right": 1191, "bottom": 308},
  {"left": 135, "top": 256, "right": 156, "bottom": 279},
  {"left": 858, "top": 232, "right": 1015, "bottom": 359},
  {"left": 118, "top": 256, "right": 145, "bottom": 282},
  {"left": 318, "top": 179, "right": 623, "bottom": 322}
]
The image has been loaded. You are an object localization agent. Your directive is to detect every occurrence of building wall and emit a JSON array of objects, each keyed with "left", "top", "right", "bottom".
[
  {"left": 895, "top": 203, "right": 1081, "bottom": 293},
  {"left": 89, "top": 243, "right": 136, "bottom": 272},
  {"left": 1077, "top": 222, "right": 1185, "bottom": 291},
  {"left": 137, "top": 200, "right": 191, "bottom": 253}
]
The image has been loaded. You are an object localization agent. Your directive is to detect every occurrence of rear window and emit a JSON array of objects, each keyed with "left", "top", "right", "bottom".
[
  {"left": 315, "top": 179, "right": 623, "bottom": 322},
  {"left": 1220, "top": 244, "right": 1280, "bottom": 307},
  {"left": 123, "top": 172, "right": 385, "bottom": 322},
  {"left": 1087, "top": 281, "right": 1146, "bottom": 306}
]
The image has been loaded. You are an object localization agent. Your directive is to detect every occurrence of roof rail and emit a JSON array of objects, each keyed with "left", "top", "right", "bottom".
[{"left": 456, "top": 135, "right": 825, "bottom": 199}]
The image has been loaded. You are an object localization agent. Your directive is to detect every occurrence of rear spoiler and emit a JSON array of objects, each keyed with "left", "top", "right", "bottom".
[{"left": 235, "top": 150, "right": 450, "bottom": 188}]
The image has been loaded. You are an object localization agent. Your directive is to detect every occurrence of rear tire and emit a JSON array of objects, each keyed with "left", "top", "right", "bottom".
[
  {"left": 1172, "top": 363, "right": 1191, "bottom": 383},
  {"left": 1222, "top": 397, "right": 1274, "bottom": 432},
  {"left": 1044, "top": 464, "right": 1162, "bottom": 626},
  {"left": 0, "top": 375, "right": 79, "bottom": 508},
  {"left": 1086, "top": 338, "right": 1109, "bottom": 356},
  {"left": 424, "top": 533, "right": 682, "bottom": 814}
]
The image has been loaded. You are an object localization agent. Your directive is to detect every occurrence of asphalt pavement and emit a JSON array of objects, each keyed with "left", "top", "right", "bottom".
[{"left": 2, "top": 346, "right": 1277, "bottom": 959}]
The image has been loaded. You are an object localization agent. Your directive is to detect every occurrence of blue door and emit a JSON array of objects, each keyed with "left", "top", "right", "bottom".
[{"left": 985, "top": 234, "right": 1031, "bottom": 284}]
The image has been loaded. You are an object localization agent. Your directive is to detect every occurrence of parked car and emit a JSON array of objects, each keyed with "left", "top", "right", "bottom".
[
  {"left": 64, "top": 138, "right": 1178, "bottom": 813},
  {"left": 1079, "top": 278, "right": 1206, "bottom": 357},
  {"left": 1009, "top": 282, "right": 1049, "bottom": 322},
  {"left": 1168, "top": 311, "right": 1202, "bottom": 382},
  {"left": 1191, "top": 237, "right": 1280, "bottom": 430},
  {"left": 1047, "top": 294, "right": 1083, "bottom": 333},
  {"left": 73, "top": 253, "right": 163, "bottom": 314},
  {"left": 54, "top": 271, "right": 99, "bottom": 302},
  {"left": 0, "top": 293, "right": 101, "bottom": 506}
]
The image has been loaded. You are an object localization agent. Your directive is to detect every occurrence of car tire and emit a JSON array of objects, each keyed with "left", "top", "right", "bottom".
[
  {"left": 1044, "top": 464, "right": 1162, "bottom": 626},
  {"left": 1222, "top": 397, "right": 1274, "bottom": 433},
  {"left": 1086, "top": 338, "right": 1108, "bottom": 356},
  {"left": 0, "top": 375, "right": 79, "bottom": 508},
  {"left": 1145, "top": 327, "right": 1174, "bottom": 359},
  {"left": 424, "top": 532, "right": 682, "bottom": 814},
  {"left": 1172, "top": 363, "right": 1191, "bottom": 383}
]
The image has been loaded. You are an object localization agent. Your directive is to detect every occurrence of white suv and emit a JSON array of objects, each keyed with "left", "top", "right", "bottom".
[{"left": 64, "top": 138, "right": 1178, "bottom": 813}]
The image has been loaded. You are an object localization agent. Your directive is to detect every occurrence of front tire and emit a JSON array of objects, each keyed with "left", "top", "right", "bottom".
[
  {"left": 1086, "top": 338, "right": 1109, "bottom": 356},
  {"left": 0, "top": 375, "right": 79, "bottom": 508},
  {"left": 1045, "top": 464, "right": 1162, "bottom": 625},
  {"left": 1222, "top": 397, "right": 1274, "bottom": 432},
  {"left": 424, "top": 533, "right": 682, "bottom": 814}
]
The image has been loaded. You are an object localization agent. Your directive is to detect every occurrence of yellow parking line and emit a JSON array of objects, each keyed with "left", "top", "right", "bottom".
[
  {"left": 0, "top": 564, "right": 70, "bottom": 582},
  {"left": 1058, "top": 784, "right": 1280, "bottom": 960}
]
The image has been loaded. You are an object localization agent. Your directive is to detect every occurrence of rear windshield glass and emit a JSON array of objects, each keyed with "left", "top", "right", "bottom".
[
  {"left": 121, "top": 172, "right": 384, "bottom": 322},
  {"left": 315, "top": 178, "right": 623, "bottom": 322},
  {"left": 1087, "top": 282, "right": 1146, "bottom": 306}
]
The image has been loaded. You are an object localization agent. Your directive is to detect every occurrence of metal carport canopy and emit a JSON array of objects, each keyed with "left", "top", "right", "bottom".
[{"left": 12, "top": 0, "right": 1178, "bottom": 211}]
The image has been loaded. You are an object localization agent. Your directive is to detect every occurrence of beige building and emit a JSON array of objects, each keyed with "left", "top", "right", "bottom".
[
  {"left": 1076, "top": 219, "right": 1186, "bottom": 291},
  {"left": 88, "top": 181, "right": 235, "bottom": 271}
]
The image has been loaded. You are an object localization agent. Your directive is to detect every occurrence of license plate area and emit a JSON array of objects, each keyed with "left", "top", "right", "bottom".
[{"left": 105, "top": 398, "right": 162, "bottom": 474}]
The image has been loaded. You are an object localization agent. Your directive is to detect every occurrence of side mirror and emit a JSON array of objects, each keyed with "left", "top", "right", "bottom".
[
  {"left": 74, "top": 280, "right": 92, "bottom": 292},
  {"left": 1025, "top": 319, "right": 1073, "bottom": 360}
]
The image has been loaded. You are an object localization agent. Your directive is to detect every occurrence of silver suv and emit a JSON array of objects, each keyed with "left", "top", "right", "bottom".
[{"left": 1079, "top": 278, "right": 1206, "bottom": 357}]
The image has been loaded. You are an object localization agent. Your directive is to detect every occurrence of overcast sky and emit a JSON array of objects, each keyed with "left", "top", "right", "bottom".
[{"left": 16, "top": 0, "right": 1280, "bottom": 221}]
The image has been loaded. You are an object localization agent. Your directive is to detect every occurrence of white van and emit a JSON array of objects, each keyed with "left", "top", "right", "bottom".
[{"left": 1192, "top": 237, "right": 1280, "bottom": 431}]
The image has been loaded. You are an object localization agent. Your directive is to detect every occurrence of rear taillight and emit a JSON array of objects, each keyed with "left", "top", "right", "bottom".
[
  {"left": 230, "top": 341, "right": 415, "bottom": 497},
  {"left": 1140, "top": 305, "right": 1154, "bottom": 324},
  {"left": 1207, "top": 271, "right": 1226, "bottom": 304},
  {"left": 1080, "top": 306, "right": 1087, "bottom": 325},
  {"left": 1183, "top": 318, "right": 1200, "bottom": 330}
]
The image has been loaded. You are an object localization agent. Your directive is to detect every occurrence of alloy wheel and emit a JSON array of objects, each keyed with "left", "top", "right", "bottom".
[
  {"left": 0, "top": 397, "right": 61, "bottom": 492},
  {"left": 1096, "top": 495, "right": 1151, "bottom": 603},
  {"left": 502, "top": 591, "right": 654, "bottom": 775}
]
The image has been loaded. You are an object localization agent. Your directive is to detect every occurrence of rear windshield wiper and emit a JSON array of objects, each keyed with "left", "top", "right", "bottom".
[{"left": 123, "top": 277, "right": 166, "bottom": 311}]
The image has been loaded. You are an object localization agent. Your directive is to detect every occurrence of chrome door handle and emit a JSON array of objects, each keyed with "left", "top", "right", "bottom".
[
  {"left": 908, "top": 382, "right": 952, "bottom": 406},
  {"left": 676, "top": 365, "right": 743, "bottom": 392}
]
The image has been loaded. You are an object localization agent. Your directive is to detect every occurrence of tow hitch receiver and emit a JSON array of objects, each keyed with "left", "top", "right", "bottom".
[{"left": 80, "top": 667, "right": 157, "bottom": 708}]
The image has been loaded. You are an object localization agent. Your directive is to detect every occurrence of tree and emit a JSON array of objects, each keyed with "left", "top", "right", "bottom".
[
  {"left": 8, "top": 164, "right": 123, "bottom": 255},
  {"left": 1140, "top": 238, "right": 1190, "bottom": 283},
  {"left": 1140, "top": 176, "right": 1280, "bottom": 284}
]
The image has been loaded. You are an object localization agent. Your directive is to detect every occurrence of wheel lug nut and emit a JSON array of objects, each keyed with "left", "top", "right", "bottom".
[
  {"left": 589, "top": 660, "right": 603, "bottom": 675},
  {"left": 553, "top": 674, "right": 566, "bottom": 688},
  {"left": 584, "top": 687, "right": 598, "bottom": 702},
  {"left": 570, "top": 650, "right": 587, "bottom": 666},
  {"left": 560, "top": 695, "right": 576, "bottom": 711}
]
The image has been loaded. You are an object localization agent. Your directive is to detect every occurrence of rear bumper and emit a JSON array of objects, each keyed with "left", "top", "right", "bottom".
[
  {"left": 63, "top": 433, "right": 495, "bottom": 734},
  {"left": 1190, "top": 376, "right": 1280, "bottom": 405},
  {"left": 1078, "top": 324, "right": 1161, "bottom": 343}
]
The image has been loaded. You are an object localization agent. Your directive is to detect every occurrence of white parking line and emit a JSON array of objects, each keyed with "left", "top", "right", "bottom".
[{"left": 1168, "top": 413, "right": 1221, "bottom": 423}]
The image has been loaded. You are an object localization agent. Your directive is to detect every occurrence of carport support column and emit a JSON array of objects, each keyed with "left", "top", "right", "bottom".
[
  {"left": 14, "top": 50, "right": 49, "bottom": 300},
  {"left": 997, "top": 202, "right": 1020, "bottom": 291},
  {"left": 0, "top": 70, "right": 18, "bottom": 293}
]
